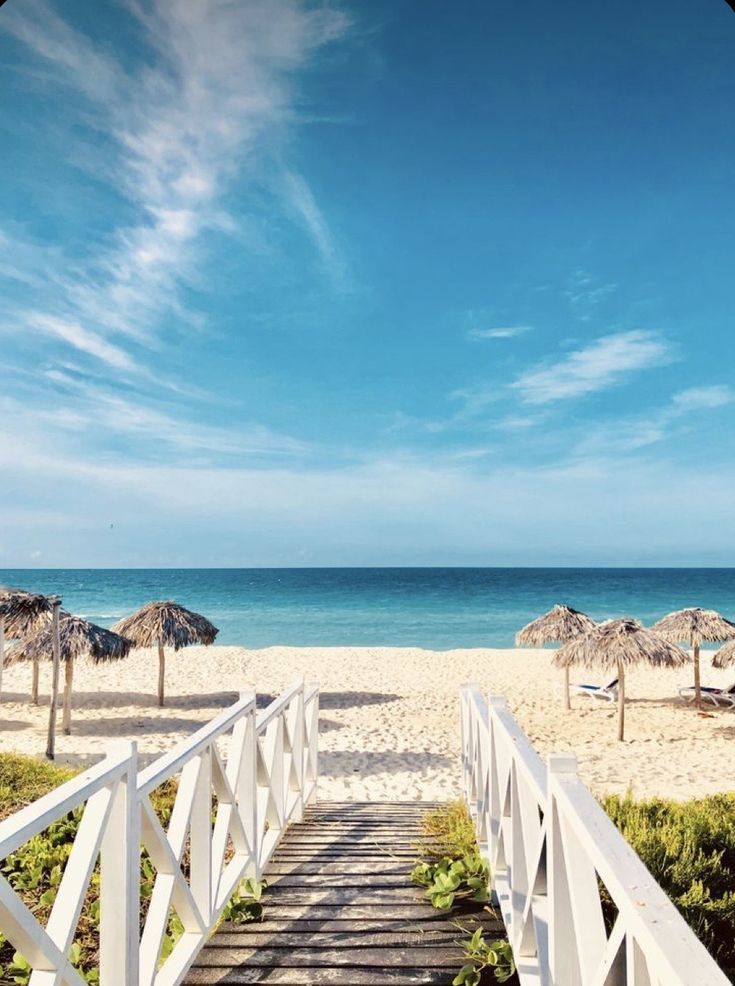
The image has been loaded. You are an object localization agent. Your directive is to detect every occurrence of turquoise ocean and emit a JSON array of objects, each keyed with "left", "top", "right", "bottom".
[{"left": 1, "top": 569, "right": 734, "bottom": 649}]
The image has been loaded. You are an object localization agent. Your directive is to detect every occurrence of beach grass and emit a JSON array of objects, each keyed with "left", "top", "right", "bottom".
[
  {"left": 415, "top": 799, "right": 479, "bottom": 860},
  {"left": 603, "top": 790, "right": 735, "bottom": 978}
]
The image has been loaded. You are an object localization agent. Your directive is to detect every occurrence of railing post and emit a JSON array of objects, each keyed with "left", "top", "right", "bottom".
[
  {"left": 460, "top": 685, "right": 471, "bottom": 803},
  {"left": 290, "top": 682, "right": 305, "bottom": 823},
  {"left": 305, "top": 684, "right": 319, "bottom": 806},
  {"left": 547, "top": 753, "right": 581, "bottom": 986},
  {"left": 190, "top": 747, "right": 213, "bottom": 927},
  {"left": 99, "top": 742, "right": 139, "bottom": 986},
  {"left": 238, "top": 690, "right": 260, "bottom": 880}
]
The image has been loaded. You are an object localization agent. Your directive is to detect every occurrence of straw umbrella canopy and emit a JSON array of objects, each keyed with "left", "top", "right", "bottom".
[
  {"left": 555, "top": 618, "right": 689, "bottom": 741},
  {"left": 713, "top": 639, "right": 735, "bottom": 671},
  {"left": 0, "top": 588, "right": 55, "bottom": 704},
  {"left": 516, "top": 604, "right": 597, "bottom": 710},
  {"left": 6, "top": 614, "right": 131, "bottom": 735},
  {"left": 651, "top": 609, "right": 735, "bottom": 710},
  {"left": 111, "top": 601, "right": 218, "bottom": 707}
]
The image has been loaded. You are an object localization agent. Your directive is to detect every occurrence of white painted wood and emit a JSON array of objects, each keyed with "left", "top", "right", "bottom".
[
  {"left": 137, "top": 694, "right": 255, "bottom": 796},
  {"left": 0, "top": 682, "right": 319, "bottom": 986},
  {"left": 44, "top": 785, "right": 114, "bottom": 958},
  {"left": 0, "top": 876, "right": 87, "bottom": 986},
  {"left": 459, "top": 684, "right": 729, "bottom": 986},
  {"left": 237, "top": 691, "right": 259, "bottom": 878},
  {"left": 99, "top": 741, "right": 139, "bottom": 986},
  {"left": 189, "top": 749, "right": 213, "bottom": 926},
  {"left": 304, "top": 683, "right": 319, "bottom": 805}
]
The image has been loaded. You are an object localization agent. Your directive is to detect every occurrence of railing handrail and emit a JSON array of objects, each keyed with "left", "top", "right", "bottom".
[
  {"left": 460, "top": 684, "right": 730, "bottom": 986},
  {"left": 548, "top": 762, "right": 721, "bottom": 984},
  {"left": 256, "top": 678, "right": 305, "bottom": 732},
  {"left": 137, "top": 693, "right": 256, "bottom": 795},
  {"left": 489, "top": 696, "right": 546, "bottom": 804},
  {"left": 0, "top": 746, "right": 131, "bottom": 858},
  {"left": 0, "top": 680, "right": 320, "bottom": 986}
]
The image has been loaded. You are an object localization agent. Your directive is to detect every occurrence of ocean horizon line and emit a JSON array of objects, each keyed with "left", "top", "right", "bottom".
[{"left": 3, "top": 564, "right": 735, "bottom": 572}]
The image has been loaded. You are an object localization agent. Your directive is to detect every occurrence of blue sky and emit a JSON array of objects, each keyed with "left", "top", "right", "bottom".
[{"left": 1, "top": 0, "right": 734, "bottom": 567}]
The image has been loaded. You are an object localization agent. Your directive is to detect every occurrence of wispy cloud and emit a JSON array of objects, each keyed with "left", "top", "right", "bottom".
[
  {"left": 4, "top": 371, "right": 310, "bottom": 464},
  {"left": 28, "top": 314, "right": 139, "bottom": 371},
  {"left": 565, "top": 268, "right": 617, "bottom": 321},
  {"left": 671, "top": 385, "right": 733, "bottom": 411},
  {"left": 282, "top": 169, "right": 346, "bottom": 283},
  {"left": 466, "top": 325, "right": 532, "bottom": 341},
  {"left": 1, "top": 0, "right": 350, "bottom": 375},
  {"left": 512, "top": 330, "right": 673, "bottom": 405},
  {"left": 574, "top": 384, "right": 734, "bottom": 454}
]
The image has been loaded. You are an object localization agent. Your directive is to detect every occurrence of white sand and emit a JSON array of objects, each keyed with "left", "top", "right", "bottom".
[{"left": 1, "top": 646, "right": 733, "bottom": 802}]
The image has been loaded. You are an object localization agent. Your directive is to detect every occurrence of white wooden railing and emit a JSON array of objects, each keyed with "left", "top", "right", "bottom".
[
  {"left": 0, "top": 679, "right": 319, "bottom": 986},
  {"left": 460, "top": 684, "right": 729, "bottom": 986}
]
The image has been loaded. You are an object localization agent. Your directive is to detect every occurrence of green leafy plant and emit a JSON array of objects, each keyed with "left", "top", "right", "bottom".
[
  {"left": 412, "top": 853, "right": 490, "bottom": 911},
  {"left": 221, "top": 876, "right": 265, "bottom": 924},
  {"left": 453, "top": 926, "right": 516, "bottom": 985},
  {"left": 412, "top": 803, "right": 515, "bottom": 983},
  {"left": 0, "top": 753, "right": 265, "bottom": 985}
]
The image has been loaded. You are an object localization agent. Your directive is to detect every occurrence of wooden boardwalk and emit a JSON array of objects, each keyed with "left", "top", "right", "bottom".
[{"left": 186, "top": 802, "right": 506, "bottom": 985}]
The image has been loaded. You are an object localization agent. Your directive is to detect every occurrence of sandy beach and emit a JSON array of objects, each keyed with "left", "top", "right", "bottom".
[{"left": 1, "top": 645, "right": 733, "bottom": 802}]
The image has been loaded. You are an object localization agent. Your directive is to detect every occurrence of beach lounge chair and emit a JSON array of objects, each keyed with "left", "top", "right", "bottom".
[
  {"left": 678, "top": 683, "right": 735, "bottom": 709},
  {"left": 570, "top": 677, "right": 618, "bottom": 702}
]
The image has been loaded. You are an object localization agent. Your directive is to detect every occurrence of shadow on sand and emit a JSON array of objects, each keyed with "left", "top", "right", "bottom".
[
  {"left": 70, "top": 714, "right": 206, "bottom": 737},
  {"left": 319, "top": 749, "right": 452, "bottom": 777},
  {"left": 0, "top": 717, "right": 32, "bottom": 731},
  {"left": 257, "top": 691, "right": 401, "bottom": 711}
]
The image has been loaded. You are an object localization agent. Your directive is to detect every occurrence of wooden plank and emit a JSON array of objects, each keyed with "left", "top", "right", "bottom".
[
  {"left": 192, "top": 945, "right": 465, "bottom": 967},
  {"left": 206, "top": 930, "right": 463, "bottom": 947},
  {"left": 186, "top": 801, "right": 502, "bottom": 986},
  {"left": 265, "top": 862, "right": 413, "bottom": 875},
  {"left": 272, "top": 846, "right": 417, "bottom": 851},
  {"left": 269, "top": 850, "right": 418, "bottom": 856},
  {"left": 221, "top": 919, "right": 486, "bottom": 934},
  {"left": 186, "top": 967, "right": 453, "bottom": 984},
  {"left": 250, "top": 905, "right": 457, "bottom": 920},
  {"left": 265, "top": 874, "right": 416, "bottom": 888},
  {"left": 261, "top": 888, "right": 426, "bottom": 904}
]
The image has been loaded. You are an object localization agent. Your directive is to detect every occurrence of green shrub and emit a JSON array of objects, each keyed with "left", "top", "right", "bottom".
[
  {"left": 0, "top": 754, "right": 78, "bottom": 821},
  {"left": 0, "top": 753, "right": 263, "bottom": 985},
  {"left": 603, "top": 791, "right": 735, "bottom": 979}
]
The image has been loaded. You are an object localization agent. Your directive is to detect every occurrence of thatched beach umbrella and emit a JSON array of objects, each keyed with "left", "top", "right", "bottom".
[
  {"left": 516, "top": 604, "right": 597, "bottom": 710},
  {"left": 555, "top": 618, "right": 689, "bottom": 741},
  {"left": 112, "top": 601, "right": 218, "bottom": 707},
  {"left": 0, "top": 588, "right": 54, "bottom": 704},
  {"left": 712, "top": 638, "right": 735, "bottom": 672},
  {"left": 6, "top": 614, "right": 131, "bottom": 736},
  {"left": 651, "top": 609, "right": 735, "bottom": 710}
]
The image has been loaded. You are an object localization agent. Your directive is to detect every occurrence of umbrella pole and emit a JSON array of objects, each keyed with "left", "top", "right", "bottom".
[
  {"left": 31, "top": 655, "right": 40, "bottom": 705},
  {"left": 46, "top": 601, "right": 61, "bottom": 760},
  {"left": 62, "top": 656, "right": 74, "bottom": 735},
  {"left": 563, "top": 666, "right": 571, "bottom": 711},
  {"left": 617, "top": 660, "right": 625, "bottom": 742},
  {"left": 693, "top": 641, "right": 701, "bottom": 710},
  {"left": 158, "top": 640, "right": 165, "bottom": 707}
]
